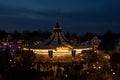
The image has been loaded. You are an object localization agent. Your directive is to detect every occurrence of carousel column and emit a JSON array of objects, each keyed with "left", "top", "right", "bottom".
[
  {"left": 71, "top": 49, "right": 76, "bottom": 63},
  {"left": 48, "top": 50, "right": 53, "bottom": 61},
  {"left": 48, "top": 50, "right": 53, "bottom": 71}
]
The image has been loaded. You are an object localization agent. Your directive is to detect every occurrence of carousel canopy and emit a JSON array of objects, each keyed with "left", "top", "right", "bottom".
[{"left": 32, "top": 19, "right": 73, "bottom": 49}]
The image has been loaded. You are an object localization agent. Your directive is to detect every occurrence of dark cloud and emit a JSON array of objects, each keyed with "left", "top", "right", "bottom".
[{"left": 0, "top": 0, "right": 120, "bottom": 34}]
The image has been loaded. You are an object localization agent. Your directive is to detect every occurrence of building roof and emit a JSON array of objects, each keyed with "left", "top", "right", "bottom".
[{"left": 32, "top": 19, "right": 73, "bottom": 49}]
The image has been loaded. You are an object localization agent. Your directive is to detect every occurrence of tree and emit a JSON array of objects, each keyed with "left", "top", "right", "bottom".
[
  {"left": 98, "top": 31, "right": 118, "bottom": 52},
  {"left": 0, "top": 30, "right": 7, "bottom": 39},
  {"left": 83, "top": 50, "right": 99, "bottom": 64},
  {"left": 42, "top": 30, "right": 52, "bottom": 41},
  {"left": 11, "top": 32, "right": 23, "bottom": 41},
  {"left": 0, "top": 46, "right": 11, "bottom": 70},
  {"left": 110, "top": 53, "right": 120, "bottom": 68},
  {"left": 80, "top": 32, "right": 95, "bottom": 43},
  {"left": 65, "top": 32, "right": 71, "bottom": 40}
]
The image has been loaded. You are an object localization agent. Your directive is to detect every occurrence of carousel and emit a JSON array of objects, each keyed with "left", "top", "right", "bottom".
[{"left": 24, "top": 19, "right": 100, "bottom": 62}]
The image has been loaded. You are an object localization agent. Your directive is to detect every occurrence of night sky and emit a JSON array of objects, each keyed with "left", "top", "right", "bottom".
[{"left": 0, "top": 0, "right": 120, "bottom": 35}]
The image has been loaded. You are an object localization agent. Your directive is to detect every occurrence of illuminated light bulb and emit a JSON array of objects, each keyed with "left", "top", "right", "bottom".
[
  {"left": 113, "top": 72, "right": 115, "bottom": 75},
  {"left": 98, "top": 66, "right": 101, "bottom": 69},
  {"left": 30, "top": 67, "right": 33, "bottom": 69},
  {"left": 110, "top": 69, "right": 113, "bottom": 71},
  {"left": 93, "top": 66, "right": 96, "bottom": 69},
  {"left": 65, "top": 74, "right": 68, "bottom": 77},
  {"left": 87, "top": 72, "right": 89, "bottom": 74},
  {"left": 9, "top": 59, "right": 12, "bottom": 62}
]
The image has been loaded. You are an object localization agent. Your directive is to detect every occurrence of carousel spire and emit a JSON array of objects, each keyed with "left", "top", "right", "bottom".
[
  {"left": 39, "top": 18, "right": 73, "bottom": 49},
  {"left": 54, "top": 17, "right": 61, "bottom": 32}
]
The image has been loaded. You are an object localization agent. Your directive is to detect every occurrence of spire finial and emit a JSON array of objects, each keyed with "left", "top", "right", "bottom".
[{"left": 54, "top": 17, "right": 61, "bottom": 31}]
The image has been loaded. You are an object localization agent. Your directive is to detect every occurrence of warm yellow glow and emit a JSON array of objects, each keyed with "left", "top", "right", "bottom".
[
  {"left": 18, "top": 46, "right": 21, "bottom": 48},
  {"left": 110, "top": 69, "right": 113, "bottom": 71},
  {"left": 23, "top": 47, "right": 93, "bottom": 58},
  {"left": 93, "top": 66, "right": 96, "bottom": 69},
  {"left": 98, "top": 66, "right": 101, "bottom": 69},
  {"left": 23, "top": 48, "right": 28, "bottom": 50},
  {"left": 9, "top": 59, "right": 12, "bottom": 62},
  {"left": 94, "top": 50, "right": 97, "bottom": 53},
  {"left": 86, "top": 72, "right": 89, "bottom": 74},
  {"left": 104, "top": 55, "right": 110, "bottom": 60},
  {"left": 56, "top": 46, "right": 69, "bottom": 50},
  {"left": 79, "top": 54, "right": 84, "bottom": 57},
  {"left": 113, "top": 72, "right": 115, "bottom": 75},
  {"left": 30, "top": 67, "right": 33, "bottom": 69}
]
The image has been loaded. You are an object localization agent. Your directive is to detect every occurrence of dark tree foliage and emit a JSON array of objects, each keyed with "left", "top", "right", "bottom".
[
  {"left": 83, "top": 50, "right": 99, "bottom": 63},
  {"left": 15, "top": 50, "right": 35, "bottom": 71},
  {"left": 0, "top": 52, "right": 9, "bottom": 69},
  {"left": 22, "top": 31, "right": 32, "bottom": 41},
  {"left": 0, "top": 30, "right": 7, "bottom": 39},
  {"left": 98, "top": 31, "right": 119, "bottom": 51},
  {"left": 78, "top": 32, "right": 95, "bottom": 43},
  {"left": 71, "top": 33, "right": 78, "bottom": 39},
  {"left": 42, "top": 30, "right": 52, "bottom": 41},
  {"left": 65, "top": 32, "right": 71, "bottom": 40},
  {"left": 0, "top": 46, "right": 11, "bottom": 70},
  {"left": 110, "top": 53, "right": 120, "bottom": 64},
  {"left": 22, "top": 30, "right": 52, "bottom": 42},
  {"left": 110, "top": 53, "right": 120, "bottom": 71},
  {"left": 29, "top": 31, "right": 42, "bottom": 42},
  {"left": 11, "top": 32, "right": 23, "bottom": 41}
]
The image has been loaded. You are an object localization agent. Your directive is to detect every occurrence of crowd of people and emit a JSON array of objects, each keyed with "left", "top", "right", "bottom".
[{"left": 34, "top": 61, "right": 116, "bottom": 80}]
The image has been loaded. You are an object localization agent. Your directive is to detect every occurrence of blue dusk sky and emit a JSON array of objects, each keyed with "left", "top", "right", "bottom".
[{"left": 0, "top": 0, "right": 120, "bottom": 35}]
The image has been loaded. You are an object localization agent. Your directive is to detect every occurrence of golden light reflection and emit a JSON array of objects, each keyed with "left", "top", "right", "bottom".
[
  {"left": 104, "top": 55, "right": 111, "bottom": 60},
  {"left": 23, "top": 47, "right": 93, "bottom": 58},
  {"left": 112, "top": 72, "right": 115, "bottom": 75}
]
